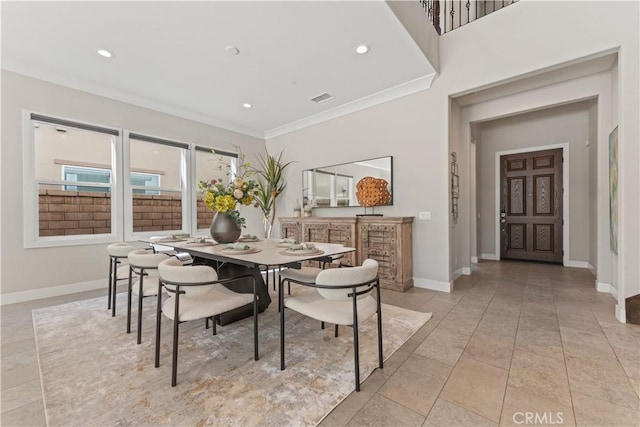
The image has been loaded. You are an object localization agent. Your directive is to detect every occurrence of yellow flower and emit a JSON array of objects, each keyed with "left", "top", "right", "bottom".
[{"left": 213, "top": 194, "right": 237, "bottom": 213}]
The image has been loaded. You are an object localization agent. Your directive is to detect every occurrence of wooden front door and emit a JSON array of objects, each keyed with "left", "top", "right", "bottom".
[{"left": 500, "top": 148, "right": 563, "bottom": 263}]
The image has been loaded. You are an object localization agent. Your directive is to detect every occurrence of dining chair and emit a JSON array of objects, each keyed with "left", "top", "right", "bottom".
[
  {"left": 278, "top": 254, "right": 344, "bottom": 296},
  {"left": 127, "top": 250, "right": 170, "bottom": 344},
  {"left": 106, "top": 242, "right": 137, "bottom": 317},
  {"left": 155, "top": 258, "right": 259, "bottom": 387},
  {"left": 279, "top": 258, "right": 383, "bottom": 392}
]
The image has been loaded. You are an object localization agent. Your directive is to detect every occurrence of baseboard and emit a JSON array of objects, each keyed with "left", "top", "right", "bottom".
[
  {"left": 588, "top": 263, "right": 597, "bottom": 275},
  {"left": 471, "top": 256, "right": 478, "bottom": 264},
  {"left": 480, "top": 253, "right": 498, "bottom": 260},
  {"left": 413, "top": 277, "right": 452, "bottom": 293},
  {"left": 0, "top": 279, "right": 105, "bottom": 306},
  {"left": 595, "top": 280, "right": 618, "bottom": 301},
  {"left": 565, "top": 260, "right": 590, "bottom": 269},
  {"left": 615, "top": 304, "right": 626, "bottom": 323}
]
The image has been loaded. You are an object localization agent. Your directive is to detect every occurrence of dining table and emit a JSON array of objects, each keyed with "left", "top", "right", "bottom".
[{"left": 140, "top": 237, "right": 356, "bottom": 325}]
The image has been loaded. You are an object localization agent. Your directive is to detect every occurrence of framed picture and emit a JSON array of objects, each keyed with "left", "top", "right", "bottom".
[{"left": 609, "top": 126, "right": 618, "bottom": 254}]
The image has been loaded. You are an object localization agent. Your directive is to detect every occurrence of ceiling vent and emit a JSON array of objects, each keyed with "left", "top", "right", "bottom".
[{"left": 310, "top": 92, "right": 334, "bottom": 104}]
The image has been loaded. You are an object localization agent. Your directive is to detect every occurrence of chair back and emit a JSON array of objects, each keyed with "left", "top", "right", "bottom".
[
  {"left": 158, "top": 258, "right": 217, "bottom": 297},
  {"left": 127, "top": 250, "right": 169, "bottom": 277},
  {"left": 315, "top": 259, "right": 378, "bottom": 300}
]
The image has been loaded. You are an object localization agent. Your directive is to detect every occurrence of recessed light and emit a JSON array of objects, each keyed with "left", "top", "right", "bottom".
[
  {"left": 355, "top": 44, "right": 370, "bottom": 54},
  {"left": 97, "top": 49, "right": 114, "bottom": 58},
  {"left": 226, "top": 46, "right": 240, "bottom": 55},
  {"left": 242, "top": 103, "right": 252, "bottom": 109}
]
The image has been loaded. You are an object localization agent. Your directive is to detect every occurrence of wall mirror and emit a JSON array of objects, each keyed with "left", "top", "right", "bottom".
[{"left": 302, "top": 156, "right": 393, "bottom": 208}]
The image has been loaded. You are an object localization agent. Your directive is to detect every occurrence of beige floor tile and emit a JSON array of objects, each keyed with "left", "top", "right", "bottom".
[
  {"left": 499, "top": 386, "right": 575, "bottom": 427},
  {"left": 423, "top": 399, "right": 496, "bottom": 427},
  {"left": 321, "top": 370, "right": 388, "bottom": 427},
  {"left": 346, "top": 394, "right": 424, "bottom": 427},
  {"left": 0, "top": 400, "right": 46, "bottom": 427},
  {"left": 414, "top": 327, "right": 470, "bottom": 367},
  {"left": 564, "top": 352, "right": 639, "bottom": 410},
  {"left": 572, "top": 391, "right": 640, "bottom": 427},
  {"left": 559, "top": 326, "right": 617, "bottom": 361},
  {"left": 0, "top": 338, "right": 36, "bottom": 358},
  {"left": 1, "top": 362, "right": 41, "bottom": 391},
  {"left": 378, "top": 354, "right": 452, "bottom": 416},
  {"left": 556, "top": 310, "right": 601, "bottom": 333},
  {"left": 508, "top": 349, "right": 572, "bottom": 407},
  {"left": 440, "top": 355, "right": 508, "bottom": 422},
  {"left": 515, "top": 325, "right": 564, "bottom": 361},
  {"left": 0, "top": 380, "right": 43, "bottom": 414},
  {"left": 463, "top": 331, "right": 514, "bottom": 370}
]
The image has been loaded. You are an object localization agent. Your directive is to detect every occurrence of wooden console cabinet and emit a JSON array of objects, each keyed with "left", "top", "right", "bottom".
[{"left": 279, "top": 216, "right": 414, "bottom": 292}]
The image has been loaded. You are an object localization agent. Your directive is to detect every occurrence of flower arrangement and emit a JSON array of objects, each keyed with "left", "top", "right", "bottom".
[{"left": 198, "top": 148, "right": 258, "bottom": 228}]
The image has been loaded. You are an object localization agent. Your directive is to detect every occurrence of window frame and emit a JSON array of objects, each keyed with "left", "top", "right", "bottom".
[
  {"left": 22, "top": 111, "right": 123, "bottom": 248},
  {"left": 123, "top": 131, "right": 191, "bottom": 241}
]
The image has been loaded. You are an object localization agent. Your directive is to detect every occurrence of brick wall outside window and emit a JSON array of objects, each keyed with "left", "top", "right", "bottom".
[{"left": 38, "top": 190, "right": 214, "bottom": 236}]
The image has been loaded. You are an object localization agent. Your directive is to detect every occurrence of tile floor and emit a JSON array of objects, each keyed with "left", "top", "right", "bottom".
[{"left": 1, "top": 260, "right": 639, "bottom": 426}]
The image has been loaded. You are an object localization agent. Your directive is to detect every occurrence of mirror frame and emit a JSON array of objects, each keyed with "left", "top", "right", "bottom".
[{"left": 302, "top": 156, "right": 393, "bottom": 208}]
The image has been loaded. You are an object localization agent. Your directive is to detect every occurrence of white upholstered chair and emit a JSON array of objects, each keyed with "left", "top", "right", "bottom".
[
  {"left": 127, "top": 250, "right": 170, "bottom": 344},
  {"left": 279, "top": 259, "right": 383, "bottom": 392},
  {"left": 155, "top": 258, "right": 259, "bottom": 387},
  {"left": 106, "top": 242, "right": 137, "bottom": 317}
]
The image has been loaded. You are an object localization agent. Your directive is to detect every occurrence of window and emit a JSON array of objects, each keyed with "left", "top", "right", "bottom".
[
  {"left": 193, "top": 146, "right": 238, "bottom": 231},
  {"left": 125, "top": 133, "right": 189, "bottom": 237},
  {"left": 24, "top": 111, "right": 238, "bottom": 247},
  {"left": 24, "top": 113, "right": 121, "bottom": 247},
  {"left": 61, "top": 165, "right": 160, "bottom": 195}
]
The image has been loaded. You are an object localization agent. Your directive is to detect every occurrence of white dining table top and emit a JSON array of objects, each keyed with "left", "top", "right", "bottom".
[{"left": 140, "top": 237, "right": 355, "bottom": 267}]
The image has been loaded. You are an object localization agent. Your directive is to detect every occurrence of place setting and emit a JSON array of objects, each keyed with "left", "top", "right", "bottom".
[
  {"left": 180, "top": 236, "right": 217, "bottom": 247},
  {"left": 217, "top": 242, "right": 261, "bottom": 255},
  {"left": 275, "top": 237, "right": 299, "bottom": 248},
  {"left": 237, "top": 233, "right": 261, "bottom": 242},
  {"left": 279, "top": 242, "right": 324, "bottom": 256},
  {"left": 148, "top": 233, "right": 191, "bottom": 243}
]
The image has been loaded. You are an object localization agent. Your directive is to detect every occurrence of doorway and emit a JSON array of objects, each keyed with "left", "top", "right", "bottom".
[{"left": 499, "top": 148, "right": 563, "bottom": 263}]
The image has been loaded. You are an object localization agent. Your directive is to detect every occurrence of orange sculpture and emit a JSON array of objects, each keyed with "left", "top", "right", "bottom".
[{"left": 356, "top": 177, "right": 391, "bottom": 207}]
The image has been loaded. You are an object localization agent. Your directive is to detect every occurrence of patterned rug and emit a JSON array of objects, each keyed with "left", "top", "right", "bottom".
[{"left": 33, "top": 285, "right": 431, "bottom": 426}]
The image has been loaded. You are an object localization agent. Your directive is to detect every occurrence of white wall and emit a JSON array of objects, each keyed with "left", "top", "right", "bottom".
[
  {"left": 476, "top": 101, "right": 592, "bottom": 263},
  {"left": 267, "top": 1, "right": 638, "bottom": 302},
  {"left": 0, "top": 71, "right": 265, "bottom": 299}
]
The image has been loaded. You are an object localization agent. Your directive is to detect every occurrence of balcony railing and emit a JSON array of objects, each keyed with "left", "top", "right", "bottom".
[{"left": 420, "top": 0, "right": 519, "bottom": 35}]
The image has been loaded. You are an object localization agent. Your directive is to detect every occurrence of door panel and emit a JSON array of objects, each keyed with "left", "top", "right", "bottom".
[{"left": 500, "top": 148, "right": 563, "bottom": 263}]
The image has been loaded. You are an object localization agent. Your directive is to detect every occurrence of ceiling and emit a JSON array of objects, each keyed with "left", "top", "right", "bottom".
[{"left": 2, "top": 1, "right": 436, "bottom": 138}]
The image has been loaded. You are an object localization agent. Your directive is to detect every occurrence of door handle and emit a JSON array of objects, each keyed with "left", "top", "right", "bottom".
[{"left": 500, "top": 219, "right": 506, "bottom": 223}]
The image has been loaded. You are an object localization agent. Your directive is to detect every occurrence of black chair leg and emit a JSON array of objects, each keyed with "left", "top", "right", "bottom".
[
  {"left": 111, "top": 259, "right": 119, "bottom": 317},
  {"left": 171, "top": 290, "right": 181, "bottom": 387},
  {"left": 353, "top": 322, "right": 360, "bottom": 392},
  {"left": 107, "top": 257, "right": 113, "bottom": 310},
  {"left": 205, "top": 317, "right": 209, "bottom": 329},
  {"left": 171, "top": 317, "right": 179, "bottom": 387},
  {"left": 155, "top": 282, "right": 163, "bottom": 368},
  {"left": 126, "top": 267, "right": 133, "bottom": 333},
  {"left": 335, "top": 324, "right": 339, "bottom": 338},
  {"left": 279, "top": 279, "right": 285, "bottom": 370},
  {"left": 212, "top": 317, "right": 217, "bottom": 336},
  {"left": 377, "top": 285, "right": 384, "bottom": 369},
  {"left": 137, "top": 274, "right": 144, "bottom": 344},
  {"left": 321, "top": 321, "right": 325, "bottom": 330}
]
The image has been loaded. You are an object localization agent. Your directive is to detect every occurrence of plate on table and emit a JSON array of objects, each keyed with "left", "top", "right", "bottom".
[
  {"left": 220, "top": 247, "right": 261, "bottom": 255},
  {"left": 276, "top": 242, "right": 298, "bottom": 248},
  {"left": 238, "top": 236, "right": 260, "bottom": 242},
  {"left": 280, "top": 248, "right": 325, "bottom": 256},
  {"left": 151, "top": 237, "right": 188, "bottom": 243},
  {"left": 183, "top": 241, "right": 215, "bottom": 247}
]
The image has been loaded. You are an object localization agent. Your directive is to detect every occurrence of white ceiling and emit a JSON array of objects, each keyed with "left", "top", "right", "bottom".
[{"left": 2, "top": 1, "right": 436, "bottom": 138}]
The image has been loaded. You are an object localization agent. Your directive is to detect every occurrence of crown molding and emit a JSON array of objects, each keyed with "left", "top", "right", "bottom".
[
  {"left": 1, "top": 59, "right": 265, "bottom": 139},
  {"left": 264, "top": 73, "right": 436, "bottom": 139}
]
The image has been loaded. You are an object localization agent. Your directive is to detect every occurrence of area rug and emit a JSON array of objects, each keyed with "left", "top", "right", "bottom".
[{"left": 33, "top": 286, "right": 431, "bottom": 426}]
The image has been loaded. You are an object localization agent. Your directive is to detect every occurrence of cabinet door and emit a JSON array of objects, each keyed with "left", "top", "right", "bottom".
[{"left": 359, "top": 224, "right": 398, "bottom": 281}]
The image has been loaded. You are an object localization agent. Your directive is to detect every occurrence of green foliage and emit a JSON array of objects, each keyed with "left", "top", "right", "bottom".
[{"left": 252, "top": 150, "right": 293, "bottom": 224}]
